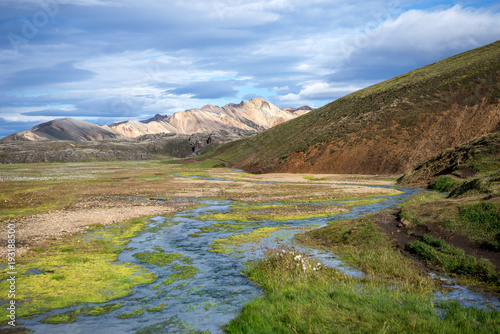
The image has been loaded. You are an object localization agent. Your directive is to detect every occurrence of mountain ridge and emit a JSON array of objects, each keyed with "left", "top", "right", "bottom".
[{"left": 2, "top": 98, "right": 311, "bottom": 142}]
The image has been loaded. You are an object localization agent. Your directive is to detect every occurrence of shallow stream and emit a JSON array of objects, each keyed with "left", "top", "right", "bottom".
[{"left": 19, "top": 182, "right": 500, "bottom": 333}]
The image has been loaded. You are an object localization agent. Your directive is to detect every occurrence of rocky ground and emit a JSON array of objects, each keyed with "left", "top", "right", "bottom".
[{"left": 0, "top": 195, "right": 192, "bottom": 258}]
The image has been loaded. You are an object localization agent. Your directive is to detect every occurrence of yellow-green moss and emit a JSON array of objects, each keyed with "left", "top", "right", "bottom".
[
  {"left": 116, "top": 308, "right": 144, "bottom": 319},
  {"left": 162, "top": 265, "right": 199, "bottom": 286},
  {"left": 133, "top": 249, "right": 192, "bottom": 266},
  {"left": 0, "top": 218, "right": 156, "bottom": 320}
]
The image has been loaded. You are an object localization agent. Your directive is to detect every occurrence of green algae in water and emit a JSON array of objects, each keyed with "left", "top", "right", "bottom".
[
  {"left": 133, "top": 249, "right": 192, "bottom": 266},
  {"left": 163, "top": 265, "right": 199, "bottom": 286},
  {"left": 209, "top": 226, "right": 311, "bottom": 254},
  {"left": 188, "top": 222, "right": 254, "bottom": 238},
  {"left": 40, "top": 303, "right": 123, "bottom": 324},
  {"left": 41, "top": 313, "right": 77, "bottom": 324},
  {"left": 204, "top": 302, "right": 216, "bottom": 311},
  {"left": 87, "top": 303, "right": 123, "bottom": 316},
  {"left": 142, "top": 218, "right": 180, "bottom": 234},
  {"left": 116, "top": 308, "right": 144, "bottom": 319},
  {"left": 173, "top": 282, "right": 190, "bottom": 290},
  {"left": 136, "top": 317, "right": 210, "bottom": 334},
  {"left": 337, "top": 197, "right": 392, "bottom": 207},
  {"left": 146, "top": 303, "right": 166, "bottom": 312}
]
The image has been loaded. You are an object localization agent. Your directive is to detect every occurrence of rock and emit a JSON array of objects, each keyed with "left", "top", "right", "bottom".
[{"left": 401, "top": 219, "right": 410, "bottom": 227}]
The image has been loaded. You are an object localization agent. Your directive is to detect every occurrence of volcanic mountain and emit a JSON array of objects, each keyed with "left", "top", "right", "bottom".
[
  {"left": 1, "top": 98, "right": 311, "bottom": 142},
  {"left": 205, "top": 40, "right": 500, "bottom": 175},
  {"left": 108, "top": 97, "right": 307, "bottom": 138}
]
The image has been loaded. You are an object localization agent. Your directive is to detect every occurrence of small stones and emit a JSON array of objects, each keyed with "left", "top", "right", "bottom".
[{"left": 397, "top": 219, "right": 410, "bottom": 228}]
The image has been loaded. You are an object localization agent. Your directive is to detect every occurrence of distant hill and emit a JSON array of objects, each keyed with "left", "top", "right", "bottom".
[
  {"left": 204, "top": 41, "right": 500, "bottom": 174},
  {"left": 1, "top": 98, "right": 310, "bottom": 142},
  {"left": 1, "top": 118, "right": 121, "bottom": 142}
]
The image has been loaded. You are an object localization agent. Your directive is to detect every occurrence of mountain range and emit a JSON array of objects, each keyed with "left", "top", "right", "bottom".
[{"left": 1, "top": 98, "right": 312, "bottom": 142}]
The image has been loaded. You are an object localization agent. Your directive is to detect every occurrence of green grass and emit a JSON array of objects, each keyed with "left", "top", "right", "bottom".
[
  {"left": 448, "top": 202, "right": 500, "bottom": 251},
  {"left": 429, "top": 176, "right": 463, "bottom": 193},
  {"left": 298, "top": 215, "right": 433, "bottom": 290},
  {"left": 399, "top": 192, "right": 450, "bottom": 226},
  {"left": 406, "top": 235, "right": 499, "bottom": 287},
  {"left": 225, "top": 249, "right": 500, "bottom": 333}
]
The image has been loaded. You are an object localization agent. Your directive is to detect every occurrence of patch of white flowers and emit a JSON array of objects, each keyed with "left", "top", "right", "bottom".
[{"left": 278, "top": 249, "right": 323, "bottom": 272}]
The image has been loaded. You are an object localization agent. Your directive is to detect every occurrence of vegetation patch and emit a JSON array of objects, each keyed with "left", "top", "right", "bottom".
[
  {"left": 209, "top": 226, "right": 298, "bottom": 254},
  {"left": 196, "top": 202, "right": 347, "bottom": 223},
  {"left": 429, "top": 176, "right": 463, "bottom": 193},
  {"left": 133, "top": 249, "right": 192, "bottom": 267},
  {"left": 226, "top": 249, "right": 500, "bottom": 333},
  {"left": 116, "top": 308, "right": 144, "bottom": 319},
  {"left": 406, "top": 235, "right": 500, "bottom": 287},
  {"left": 454, "top": 202, "right": 500, "bottom": 251},
  {"left": 40, "top": 303, "right": 123, "bottom": 324},
  {"left": 146, "top": 303, "right": 166, "bottom": 312},
  {"left": 399, "top": 192, "right": 449, "bottom": 226},
  {"left": 188, "top": 222, "right": 250, "bottom": 238},
  {"left": 0, "top": 218, "right": 156, "bottom": 320},
  {"left": 136, "top": 317, "right": 210, "bottom": 334},
  {"left": 298, "top": 215, "right": 433, "bottom": 290},
  {"left": 86, "top": 303, "right": 123, "bottom": 316},
  {"left": 162, "top": 265, "right": 199, "bottom": 286},
  {"left": 336, "top": 196, "right": 392, "bottom": 207},
  {"left": 41, "top": 313, "right": 78, "bottom": 324}
]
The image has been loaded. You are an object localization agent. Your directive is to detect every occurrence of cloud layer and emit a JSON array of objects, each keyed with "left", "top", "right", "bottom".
[{"left": 0, "top": 0, "right": 499, "bottom": 137}]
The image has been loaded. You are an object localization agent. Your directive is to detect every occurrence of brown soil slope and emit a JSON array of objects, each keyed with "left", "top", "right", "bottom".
[{"left": 206, "top": 41, "right": 500, "bottom": 175}]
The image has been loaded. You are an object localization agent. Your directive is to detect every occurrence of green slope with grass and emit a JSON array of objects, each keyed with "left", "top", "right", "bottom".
[
  {"left": 397, "top": 131, "right": 500, "bottom": 282},
  {"left": 201, "top": 41, "right": 500, "bottom": 174}
]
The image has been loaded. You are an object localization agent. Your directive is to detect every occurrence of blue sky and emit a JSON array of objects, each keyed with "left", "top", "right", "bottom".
[{"left": 1, "top": 0, "right": 499, "bottom": 138}]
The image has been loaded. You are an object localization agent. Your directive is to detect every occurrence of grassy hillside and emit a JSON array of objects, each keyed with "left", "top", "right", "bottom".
[
  {"left": 394, "top": 131, "right": 500, "bottom": 279},
  {"left": 202, "top": 41, "right": 500, "bottom": 174}
]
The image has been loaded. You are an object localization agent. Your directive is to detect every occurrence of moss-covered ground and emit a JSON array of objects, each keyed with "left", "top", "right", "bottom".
[{"left": 0, "top": 218, "right": 156, "bottom": 321}]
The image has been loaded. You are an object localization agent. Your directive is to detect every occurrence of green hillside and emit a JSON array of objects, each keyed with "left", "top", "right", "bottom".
[{"left": 202, "top": 41, "right": 500, "bottom": 174}]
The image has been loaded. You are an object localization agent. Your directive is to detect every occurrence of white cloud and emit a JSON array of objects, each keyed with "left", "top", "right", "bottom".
[
  {"left": 349, "top": 5, "right": 500, "bottom": 58},
  {"left": 277, "top": 81, "right": 370, "bottom": 106}
]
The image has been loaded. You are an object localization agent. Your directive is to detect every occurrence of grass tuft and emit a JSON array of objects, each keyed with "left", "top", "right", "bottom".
[{"left": 406, "top": 235, "right": 499, "bottom": 286}]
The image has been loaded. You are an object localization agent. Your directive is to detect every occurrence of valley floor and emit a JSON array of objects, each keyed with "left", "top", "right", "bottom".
[{"left": 0, "top": 160, "right": 498, "bottom": 333}]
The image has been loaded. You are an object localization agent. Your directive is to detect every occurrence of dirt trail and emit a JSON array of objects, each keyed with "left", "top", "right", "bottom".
[{"left": 374, "top": 213, "right": 500, "bottom": 270}]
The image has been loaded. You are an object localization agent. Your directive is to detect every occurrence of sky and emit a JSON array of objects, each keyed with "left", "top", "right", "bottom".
[{"left": 1, "top": 0, "right": 500, "bottom": 138}]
